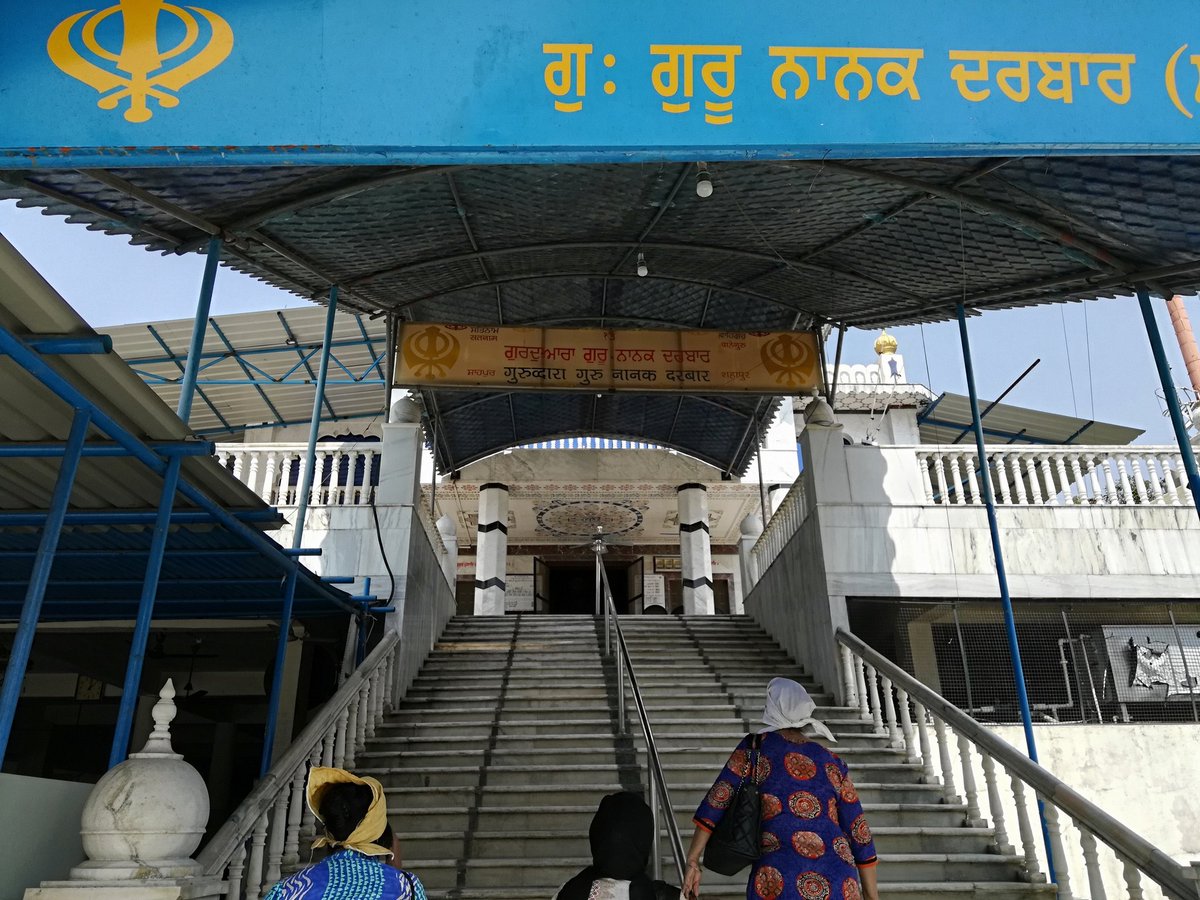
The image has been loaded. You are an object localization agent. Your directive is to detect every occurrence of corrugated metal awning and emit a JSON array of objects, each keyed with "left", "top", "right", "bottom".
[{"left": 918, "top": 392, "right": 1144, "bottom": 446}]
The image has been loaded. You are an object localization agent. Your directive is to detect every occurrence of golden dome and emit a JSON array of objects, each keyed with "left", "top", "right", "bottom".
[{"left": 874, "top": 330, "right": 898, "bottom": 355}]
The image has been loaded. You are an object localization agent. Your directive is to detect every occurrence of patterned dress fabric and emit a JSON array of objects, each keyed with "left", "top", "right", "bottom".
[
  {"left": 694, "top": 733, "right": 877, "bottom": 900},
  {"left": 263, "top": 849, "right": 427, "bottom": 900}
]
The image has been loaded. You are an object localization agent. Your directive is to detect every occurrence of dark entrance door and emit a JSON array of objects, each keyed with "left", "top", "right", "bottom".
[{"left": 546, "top": 560, "right": 631, "bottom": 614}]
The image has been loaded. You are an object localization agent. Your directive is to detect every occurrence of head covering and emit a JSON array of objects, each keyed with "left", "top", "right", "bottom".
[
  {"left": 758, "top": 677, "right": 837, "bottom": 743},
  {"left": 556, "top": 792, "right": 665, "bottom": 900},
  {"left": 307, "top": 767, "right": 392, "bottom": 858}
]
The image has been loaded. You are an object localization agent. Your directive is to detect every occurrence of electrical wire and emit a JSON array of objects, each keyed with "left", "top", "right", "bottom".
[
  {"left": 1083, "top": 302, "right": 1095, "bottom": 419},
  {"left": 1059, "top": 306, "right": 1080, "bottom": 418}
]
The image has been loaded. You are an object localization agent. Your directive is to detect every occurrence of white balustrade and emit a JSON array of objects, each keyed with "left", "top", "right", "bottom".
[
  {"left": 749, "top": 478, "right": 808, "bottom": 578},
  {"left": 197, "top": 630, "right": 434, "bottom": 896},
  {"left": 216, "top": 442, "right": 381, "bottom": 508},
  {"left": 916, "top": 445, "right": 1191, "bottom": 508},
  {"left": 838, "top": 629, "right": 1195, "bottom": 900}
]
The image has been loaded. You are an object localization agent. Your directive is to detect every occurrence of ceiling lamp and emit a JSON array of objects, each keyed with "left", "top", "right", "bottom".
[
  {"left": 696, "top": 162, "right": 713, "bottom": 198},
  {"left": 636, "top": 252, "right": 648, "bottom": 277}
]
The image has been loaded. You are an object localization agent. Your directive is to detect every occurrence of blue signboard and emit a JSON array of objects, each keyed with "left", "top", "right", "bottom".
[{"left": 4, "top": 1, "right": 1200, "bottom": 167}]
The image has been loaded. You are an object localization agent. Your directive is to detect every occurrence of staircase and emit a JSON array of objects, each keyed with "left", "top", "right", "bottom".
[{"left": 357, "top": 614, "right": 1055, "bottom": 899}]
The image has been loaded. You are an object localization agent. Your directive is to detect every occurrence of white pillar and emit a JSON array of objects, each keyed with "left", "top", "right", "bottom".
[
  {"left": 677, "top": 483, "right": 714, "bottom": 615},
  {"left": 474, "top": 483, "right": 509, "bottom": 615},
  {"left": 437, "top": 514, "right": 459, "bottom": 588},
  {"left": 738, "top": 512, "right": 763, "bottom": 596},
  {"left": 378, "top": 397, "right": 423, "bottom": 506}
]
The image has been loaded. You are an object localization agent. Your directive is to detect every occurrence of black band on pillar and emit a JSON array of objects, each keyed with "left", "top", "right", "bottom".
[
  {"left": 679, "top": 521, "right": 710, "bottom": 533},
  {"left": 477, "top": 521, "right": 508, "bottom": 534},
  {"left": 478, "top": 482, "right": 509, "bottom": 492},
  {"left": 475, "top": 577, "right": 507, "bottom": 591},
  {"left": 682, "top": 576, "right": 714, "bottom": 590},
  {"left": 676, "top": 482, "right": 708, "bottom": 493}
]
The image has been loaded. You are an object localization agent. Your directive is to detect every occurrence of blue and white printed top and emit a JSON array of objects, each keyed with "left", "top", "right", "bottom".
[{"left": 264, "top": 850, "right": 427, "bottom": 900}]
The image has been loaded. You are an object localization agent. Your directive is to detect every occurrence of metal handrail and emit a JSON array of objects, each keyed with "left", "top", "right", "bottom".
[
  {"left": 836, "top": 628, "right": 1195, "bottom": 900},
  {"left": 598, "top": 556, "right": 688, "bottom": 883}
]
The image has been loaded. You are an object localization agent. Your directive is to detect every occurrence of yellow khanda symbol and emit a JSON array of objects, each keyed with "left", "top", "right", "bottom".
[
  {"left": 403, "top": 326, "right": 461, "bottom": 380},
  {"left": 47, "top": 0, "right": 233, "bottom": 124},
  {"left": 761, "top": 333, "right": 816, "bottom": 388}
]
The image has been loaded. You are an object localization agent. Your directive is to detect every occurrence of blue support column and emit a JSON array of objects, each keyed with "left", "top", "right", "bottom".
[
  {"left": 1135, "top": 287, "right": 1200, "bottom": 522},
  {"left": 108, "top": 454, "right": 182, "bottom": 768},
  {"left": 176, "top": 237, "right": 222, "bottom": 424},
  {"left": 0, "top": 409, "right": 90, "bottom": 765},
  {"left": 956, "top": 304, "right": 1056, "bottom": 881},
  {"left": 292, "top": 285, "right": 339, "bottom": 550},
  {"left": 260, "top": 566, "right": 299, "bottom": 776}
]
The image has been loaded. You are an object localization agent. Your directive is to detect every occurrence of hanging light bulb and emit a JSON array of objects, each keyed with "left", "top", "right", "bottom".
[
  {"left": 695, "top": 162, "right": 713, "bottom": 198},
  {"left": 636, "top": 252, "right": 648, "bottom": 277}
]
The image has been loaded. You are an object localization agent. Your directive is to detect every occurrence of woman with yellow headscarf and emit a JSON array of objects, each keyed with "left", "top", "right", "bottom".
[{"left": 264, "top": 767, "right": 427, "bottom": 900}]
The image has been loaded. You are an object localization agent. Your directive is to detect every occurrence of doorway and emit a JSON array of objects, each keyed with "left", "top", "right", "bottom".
[{"left": 543, "top": 560, "right": 633, "bottom": 615}]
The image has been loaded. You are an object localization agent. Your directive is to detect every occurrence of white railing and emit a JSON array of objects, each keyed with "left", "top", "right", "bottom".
[
  {"left": 916, "top": 445, "right": 1195, "bottom": 508},
  {"left": 837, "top": 629, "right": 1196, "bottom": 900},
  {"left": 197, "top": 632, "right": 400, "bottom": 898},
  {"left": 750, "top": 477, "right": 807, "bottom": 578},
  {"left": 216, "top": 442, "right": 381, "bottom": 507}
]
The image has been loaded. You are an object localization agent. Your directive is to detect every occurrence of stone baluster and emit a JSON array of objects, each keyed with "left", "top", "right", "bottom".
[
  {"left": 1179, "top": 453, "right": 1195, "bottom": 506},
  {"left": 880, "top": 675, "right": 904, "bottom": 748},
  {"left": 933, "top": 717, "right": 959, "bottom": 802},
  {"left": 1041, "top": 801, "right": 1074, "bottom": 900},
  {"left": 918, "top": 452, "right": 935, "bottom": 502},
  {"left": 1054, "top": 454, "right": 1072, "bottom": 505},
  {"left": 1084, "top": 456, "right": 1104, "bottom": 502},
  {"left": 956, "top": 733, "right": 984, "bottom": 826},
  {"left": 979, "top": 751, "right": 1013, "bottom": 853},
  {"left": 896, "top": 687, "right": 918, "bottom": 763},
  {"left": 355, "top": 683, "right": 370, "bottom": 753},
  {"left": 948, "top": 455, "right": 964, "bottom": 504},
  {"left": 344, "top": 696, "right": 360, "bottom": 767},
  {"left": 995, "top": 456, "right": 1013, "bottom": 504},
  {"left": 1130, "top": 457, "right": 1151, "bottom": 505},
  {"left": 366, "top": 450, "right": 379, "bottom": 503},
  {"left": 934, "top": 454, "right": 950, "bottom": 504},
  {"left": 231, "top": 449, "right": 245, "bottom": 482},
  {"left": 1011, "top": 456, "right": 1028, "bottom": 503},
  {"left": 1160, "top": 455, "right": 1181, "bottom": 505},
  {"left": 260, "top": 450, "right": 279, "bottom": 504},
  {"left": 264, "top": 788, "right": 289, "bottom": 885},
  {"left": 1068, "top": 454, "right": 1086, "bottom": 503},
  {"left": 1079, "top": 827, "right": 1107, "bottom": 900},
  {"left": 1115, "top": 456, "right": 1134, "bottom": 506},
  {"left": 1101, "top": 458, "right": 1119, "bottom": 505},
  {"left": 244, "top": 812, "right": 270, "bottom": 900},
  {"left": 334, "top": 707, "right": 350, "bottom": 768},
  {"left": 1024, "top": 455, "right": 1044, "bottom": 504},
  {"left": 283, "top": 764, "right": 307, "bottom": 868},
  {"left": 840, "top": 646, "right": 858, "bottom": 707},
  {"left": 865, "top": 664, "right": 884, "bottom": 735},
  {"left": 332, "top": 450, "right": 346, "bottom": 504},
  {"left": 225, "top": 842, "right": 247, "bottom": 900},
  {"left": 1039, "top": 455, "right": 1057, "bottom": 504},
  {"left": 913, "top": 702, "right": 935, "bottom": 783},
  {"left": 964, "top": 453, "right": 982, "bottom": 504},
  {"left": 365, "top": 670, "right": 381, "bottom": 738},
  {"left": 853, "top": 657, "right": 870, "bottom": 722},
  {"left": 244, "top": 449, "right": 262, "bottom": 498},
  {"left": 1010, "top": 776, "right": 1041, "bottom": 880},
  {"left": 1122, "top": 858, "right": 1145, "bottom": 900},
  {"left": 300, "top": 742, "right": 324, "bottom": 845},
  {"left": 345, "top": 450, "right": 360, "bottom": 503}
]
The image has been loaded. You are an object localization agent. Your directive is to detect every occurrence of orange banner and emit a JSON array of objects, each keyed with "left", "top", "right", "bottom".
[{"left": 395, "top": 323, "right": 820, "bottom": 393}]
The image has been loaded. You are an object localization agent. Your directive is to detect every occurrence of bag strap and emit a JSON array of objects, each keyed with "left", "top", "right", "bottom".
[{"left": 745, "top": 732, "right": 764, "bottom": 787}]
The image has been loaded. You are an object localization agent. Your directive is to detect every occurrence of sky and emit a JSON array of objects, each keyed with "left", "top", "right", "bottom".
[{"left": 1, "top": 198, "right": 1196, "bottom": 445}]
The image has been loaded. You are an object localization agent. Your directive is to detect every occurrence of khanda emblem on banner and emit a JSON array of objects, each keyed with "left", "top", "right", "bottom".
[
  {"left": 761, "top": 333, "right": 817, "bottom": 388},
  {"left": 403, "top": 326, "right": 462, "bottom": 379},
  {"left": 47, "top": 0, "right": 234, "bottom": 123}
]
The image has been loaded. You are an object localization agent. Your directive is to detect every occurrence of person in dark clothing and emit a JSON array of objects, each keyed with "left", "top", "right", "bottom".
[{"left": 556, "top": 792, "right": 681, "bottom": 900}]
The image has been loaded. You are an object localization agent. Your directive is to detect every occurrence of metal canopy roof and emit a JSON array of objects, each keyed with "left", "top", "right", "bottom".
[
  {"left": 106, "top": 306, "right": 389, "bottom": 437},
  {"left": 0, "top": 234, "right": 355, "bottom": 621},
  {"left": 4, "top": 156, "right": 1199, "bottom": 469},
  {"left": 918, "top": 392, "right": 1144, "bottom": 447}
]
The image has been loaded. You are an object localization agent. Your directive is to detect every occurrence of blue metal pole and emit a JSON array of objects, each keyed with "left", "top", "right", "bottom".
[
  {"left": 26, "top": 336, "right": 113, "bottom": 355},
  {"left": 956, "top": 304, "right": 1056, "bottom": 882},
  {"left": 108, "top": 455, "right": 182, "bottom": 768},
  {"left": 261, "top": 566, "right": 299, "bottom": 776},
  {"left": 176, "top": 237, "right": 222, "bottom": 424},
  {"left": 0, "top": 409, "right": 90, "bottom": 765},
  {"left": 0, "top": 441, "right": 213, "bottom": 458},
  {"left": 1135, "top": 287, "right": 1200, "bottom": 523},
  {"left": 293, "top": 286, "right": 339, "bottom": 550}
]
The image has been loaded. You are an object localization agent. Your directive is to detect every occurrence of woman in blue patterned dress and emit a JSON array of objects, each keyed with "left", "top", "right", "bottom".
[
  {"left": 681, "top": 679, "right": 879, "bottom": 900},
  {"left": 264, "top": 767, "right": 426, "bottom": 900}
]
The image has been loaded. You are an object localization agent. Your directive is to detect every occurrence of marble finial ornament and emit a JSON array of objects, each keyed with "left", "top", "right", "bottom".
[
  {"left": 134, "top": 678, "right": 180, "bottom": 758},
  {"left": 390, "top": 395, "right": 422, "bottom": 424},
  {"left": 436, "top": 514, "right": 457, "bottom": 537},
  {"left": 804, "top": 388, "right": 838, "bottom": 427}
]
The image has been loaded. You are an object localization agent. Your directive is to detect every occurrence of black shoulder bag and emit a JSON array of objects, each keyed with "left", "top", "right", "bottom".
[{"left": 703, "top": 733, "right": 763, "bottom": 876}]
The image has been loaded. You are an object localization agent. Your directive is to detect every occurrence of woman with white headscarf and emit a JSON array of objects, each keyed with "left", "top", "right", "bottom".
[{"left": 681, "top": 679, "right": 880, "bottom": 900}]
